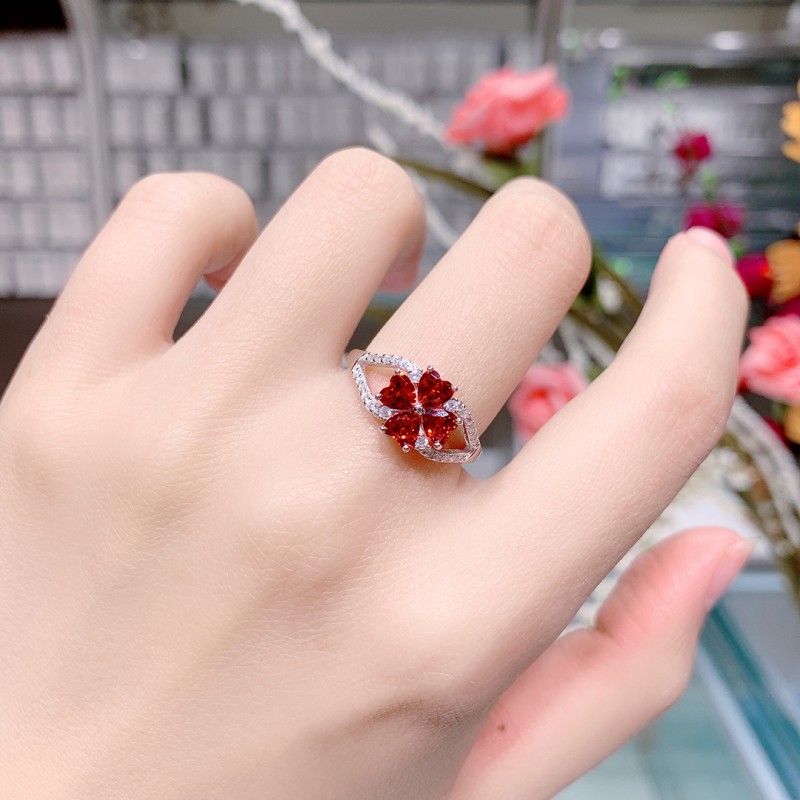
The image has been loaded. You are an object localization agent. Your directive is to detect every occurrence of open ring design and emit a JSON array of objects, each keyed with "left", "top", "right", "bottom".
[{"left": 347, "top": 350, "right": 481, "bottom": 464}]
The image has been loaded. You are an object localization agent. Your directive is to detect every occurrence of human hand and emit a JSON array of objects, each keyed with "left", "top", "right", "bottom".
[{"left": 0, "top": 148, "right": 749, "bottom": 799}]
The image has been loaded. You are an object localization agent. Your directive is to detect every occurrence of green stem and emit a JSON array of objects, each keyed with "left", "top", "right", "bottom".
[
  {"left": 593, "top": 249, "right": 644, "bottom": 319},
  {"left": 393, "top": 156, "right": 494, "bottom": 199},
  {"left": 567, "top": 304, "right": 626, "bottom": 352}
]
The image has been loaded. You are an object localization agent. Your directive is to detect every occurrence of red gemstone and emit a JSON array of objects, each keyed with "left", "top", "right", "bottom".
[
  {"left": 422, "top": 409, "right": 459, "bottom": 448},
  {"left": 378, "top": 373, "right": 416, "bottom": 410},
  {"left": 383, "top": 411, "right": 420, "bottom": 448},
  {"left": 417, "top": 369, "right": 454, "bottom": 409}
]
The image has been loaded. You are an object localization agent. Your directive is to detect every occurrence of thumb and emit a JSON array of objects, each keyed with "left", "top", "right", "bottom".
[{"left": 449, "top": 527, "right": 754, "bottom": 800}]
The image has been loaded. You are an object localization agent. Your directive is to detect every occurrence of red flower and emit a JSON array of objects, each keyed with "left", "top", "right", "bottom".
[
  {"left": 684, "top": 202, "right": 745, "bottom": 240},
  {"left": 378, "top": 369, "right": 459, "bottom": 451},
  {"left": 673, "top": 131, "right": 713, "bottom": 174},
  {"left": 736, "top": 253, "right": 772, "bottom": 298},
  {"left": 773, "top": 296, "right": 800, "bottom": 317},
  {"left": 445, "top": 65, "right": 570, "bottom": 157}
]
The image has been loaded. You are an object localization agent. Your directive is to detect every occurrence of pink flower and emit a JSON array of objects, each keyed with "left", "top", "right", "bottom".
[
  {"left": 673, "top": 131, "right": 713, "bottom": 173},
  {"left": 736, "top": 252, "right": 772, "bottom": 298},
  {"left": 508, "top": 363, "right": 587, "bottom": 442},
  {"left": 739, "top": 316, "right": 800, "bottom": 404},
  {"left": 445, "top": 65, "right": 570, "bottom": 157},
  {"left": 684, "top": 203, "right": 745, "bottom": 240}
]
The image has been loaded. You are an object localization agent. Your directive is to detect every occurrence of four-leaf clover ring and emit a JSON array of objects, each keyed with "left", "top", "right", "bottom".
[{"left": 346, "top": 350, "right": 481, "bottom": 464}]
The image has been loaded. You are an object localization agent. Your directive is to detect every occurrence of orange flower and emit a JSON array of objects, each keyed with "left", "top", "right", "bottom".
[
  {"left": 768, "top": 236, "right": 800, "bottom": 303},
  {"left": 784, "top": 405, "right": 800, "bottom": 445},
  {"left": 781, "top": 80, "right": 800, "bottom": 163}
]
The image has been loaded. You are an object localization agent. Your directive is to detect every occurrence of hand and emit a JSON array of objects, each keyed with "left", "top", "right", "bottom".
[{"left": 0, "top": 148, "right": 749, "bottom": 799}]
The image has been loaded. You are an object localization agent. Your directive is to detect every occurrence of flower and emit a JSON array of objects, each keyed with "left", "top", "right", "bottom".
[
  {"left": 673, "top": 131, "right": 713, "bottom": 173},
  {"left": 780, "top": 80, "right": 800, "bottom": 164},
  {"left": 684, "top": 202, "right": 745, "bottom": 239},
  {"left": 767, "top": 238, "right": 800, "bottom": 303},
  {"left": 783, "top": 405, "right": 800, "bottom": 444},
  {"left": 508, "top": 363, "right": 587, "bottom": 442},
  {"left": 735, "top": 253, "right": 772, "bottom": 298},
  {"left": 445, "top": 65, "right": 570, "bottom": 156},
  {"left": 377, "top": 369, "right": 459, "bottom": 451},
  {"left": 773, "top": 296, "right": 800, "bottom": 317},
  {"left": 739, "top": 316, "right": 800, "bottom": 404}
]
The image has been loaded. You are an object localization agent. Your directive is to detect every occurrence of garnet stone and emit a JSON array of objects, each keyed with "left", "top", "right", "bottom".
[{"left": 379, "top": 368, "right": 459, "bottom": 452}]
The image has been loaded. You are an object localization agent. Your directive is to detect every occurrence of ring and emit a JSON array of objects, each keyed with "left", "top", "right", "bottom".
[{"left": 347, "top": 350, "right": 481, "bottom": 464}]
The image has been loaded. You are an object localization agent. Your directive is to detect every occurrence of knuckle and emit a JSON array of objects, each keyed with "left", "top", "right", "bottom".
[
  {"left": 651, "top": 357, "right": 735, "bottom": 459},
  {"left": 483, "top": 178, "right": 591, "bottom": 290},
  {"left": 108, "top": 409, "right": 203, "bottom": 497},
  {"left": 648, "top": 650, "right": 694, "bottom": 713},
  {"left": 228, "top": 469, "right": 368, "bottom": 598},
  {"left": 123, "top": 172, "right": 251, "bottom": 226},
  {"left": 316, "top": 147, "right": 420, "bottom": 213},
  {"left": 1, "top": 394, "right": 73, "bottom": 480}
]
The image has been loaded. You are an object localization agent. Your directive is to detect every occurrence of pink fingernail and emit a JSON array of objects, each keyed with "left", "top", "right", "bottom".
[
  {"left": 704, "top": 537, "right": 756, "bottom": 610},
  {"left": 684, "top": 226, "right": 734, "bottom": 266}
]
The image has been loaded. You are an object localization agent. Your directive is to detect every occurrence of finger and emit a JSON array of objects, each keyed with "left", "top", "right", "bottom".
[
  {"left": 187, "top": 147, "right": 426, "bottom": 371},
  {"left": 449, "top": 527, "right": 754, "bottom": 800},
  {"left": 471, "top": 229, "right": 747, "bottom": 641},
  {"left": 366, "top": 178, "right": 591, "bottom": 433},
  {"left": 204, "top": 224, "right": 421, "bottom": 295},
  {"left": 49, "top": 173, "right": 258, "bottom": 365}
]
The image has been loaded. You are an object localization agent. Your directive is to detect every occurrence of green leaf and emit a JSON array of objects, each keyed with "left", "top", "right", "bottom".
[
  {"left": 654, "top": 69, "right": 691, "bottom": 91},
  {"left": 700, "top": 170, "right": 719, "bottom": 200}
]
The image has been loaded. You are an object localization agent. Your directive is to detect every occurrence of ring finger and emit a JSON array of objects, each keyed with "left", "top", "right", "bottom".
[{"left": 366, "top": 178, "right": 591, "bottom": 435}]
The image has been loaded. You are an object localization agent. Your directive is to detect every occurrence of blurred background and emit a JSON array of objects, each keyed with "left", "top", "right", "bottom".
[{"left": 1, "top": 1, "right": 799, "bottom": 798}]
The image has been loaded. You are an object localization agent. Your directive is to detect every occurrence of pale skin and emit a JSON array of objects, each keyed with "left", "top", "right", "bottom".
[{"left": 0, "top": 147, "right": 752, "bottom": 799}]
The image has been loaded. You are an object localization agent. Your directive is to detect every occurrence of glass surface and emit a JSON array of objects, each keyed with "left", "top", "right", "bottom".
[
  {"left": 561, "top": 572, "right": 800, "bottom": 800},
  {"left": 703, "top": 573, "right": 800, "bottom": 797},
  {"left": 557, "top": 669, "right": 758, "bottom": 799}
]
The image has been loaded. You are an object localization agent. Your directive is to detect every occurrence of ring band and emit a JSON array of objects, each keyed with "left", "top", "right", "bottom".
[{"left": 347, "top": 350, "right": 481, "bottom": 464}]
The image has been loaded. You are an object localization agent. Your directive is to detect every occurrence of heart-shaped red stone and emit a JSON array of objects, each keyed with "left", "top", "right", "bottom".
[
  {"left": 417, "top": 369, "right": 454, "bottom": 409},
  {"left": 383, "top": 411, "right": 420, "bottom": 447},
  {"left": 378, "top": 373, "right": 416, "bottom": 410},
  {"left": 422, "top": 409, "right": 459, "bottom": 448}
]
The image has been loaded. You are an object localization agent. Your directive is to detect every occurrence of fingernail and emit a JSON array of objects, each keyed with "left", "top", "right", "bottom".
[
  {"left": 705, "top": 537, "right": 756, "bottom": 610},
  {"left": 684, "top": 226, "right": 734, "bottom": 266}
]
